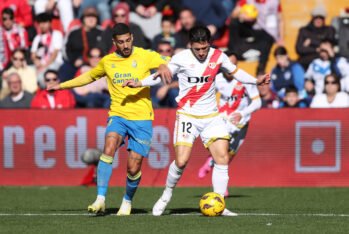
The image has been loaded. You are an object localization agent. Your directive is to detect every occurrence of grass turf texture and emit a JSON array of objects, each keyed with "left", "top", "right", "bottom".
[{"left": 1, "top": 187, "right": 349, "bottom": 233}]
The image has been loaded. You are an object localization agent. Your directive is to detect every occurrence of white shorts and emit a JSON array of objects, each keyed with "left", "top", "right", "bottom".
[{"left": 173, "top": 112, "right": 230, "bottom": 148}]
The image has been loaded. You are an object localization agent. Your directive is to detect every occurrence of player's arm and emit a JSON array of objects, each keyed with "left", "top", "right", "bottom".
[
  {"left": 47, "top": 58, "right": 106, "bottom": 91},
  {"left": 147, "top": 50, "right": 172, "bottom": 84},
  {"left": 233, "top": 69, "right": 270, "bottom": 85},
  {"left": 229, "top": 85, "right": 262, "bottom": 124},
  {"left": 123, "top": 73, "right": 162, "bottom": 88},
  {"left": 221, "top": 52, "right": 270, "bottom": 85}
]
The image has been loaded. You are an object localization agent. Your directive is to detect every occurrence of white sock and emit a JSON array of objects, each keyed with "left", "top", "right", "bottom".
[
  {"left": 97, "top": 195, "right": 105, "bottom": 202},
  {"left": 163, "top": 161, "right": 183, "bottom": 200},
  {"left": 212, "top": 164, "right": 229, "bottom": 197}
]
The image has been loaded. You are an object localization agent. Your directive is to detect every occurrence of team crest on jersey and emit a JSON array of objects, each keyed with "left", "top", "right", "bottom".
[
  {"left": 132, "top": 60, "right": 137, "bottom": 68},
  {"left": 111, "top": 63, "right": 116, "bottom": 68},
  {"left": 235, "top": 83, "right": 244, "bottom": 91},
  {"left": 208, "top": 62, "right": 216, "bottom": 69},
  {"left": 189, "top": 64, "right": 195, "bottom": 68}
]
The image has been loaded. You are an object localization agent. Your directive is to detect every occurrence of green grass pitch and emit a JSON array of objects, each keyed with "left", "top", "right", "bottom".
[{"left": 1, "top": 187, "right": 349, "bottom": 233}]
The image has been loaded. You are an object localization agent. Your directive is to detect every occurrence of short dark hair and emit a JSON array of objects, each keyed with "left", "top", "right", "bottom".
[
  {"left": 112, "top": 23, "right": 131, "bottom": 38},
  {"left": 2, "top": 7, "right": 14, "bottom": 18},
  {"left": 224, "top": 50, "right": 238, "bottom": 58},
  {"left": 179, "top": 7, "right": 194, "bottom": 16},
  {"left": 285, "top": 85, "right": 298, "bottom": 94},
  {"left": 274, "top": 46, "right": 288, "bottom": 57},
  {"left": 161, "top": 15, "right": 175, "bottom": 24},
  {"left": 88, "top": 47, "right": 104, "bottom": 58},
  {"left": 36, "top": 13, "right": 52, "bottom": 23},
  {"left": 324, "top": 73, "right": 341, "bottom": 93},
  {"left": 44, "top": 69, "right": 58, "bottom": 79},
  {"left": 189, "top": 26, "right": 211, "bottom": 43}
]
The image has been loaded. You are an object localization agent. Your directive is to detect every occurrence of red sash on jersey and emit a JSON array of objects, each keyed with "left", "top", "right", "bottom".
[
  {"left": 219, "top": 81, "right": 246, "bottom": 115},
  {"left": 177, "top": 49, "right": 222, "bottom": 109}
]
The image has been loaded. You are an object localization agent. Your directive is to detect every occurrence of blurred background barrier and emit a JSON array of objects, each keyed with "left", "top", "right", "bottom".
[{"left": 1, "top": 108, "right": 349, "bottom": 187}]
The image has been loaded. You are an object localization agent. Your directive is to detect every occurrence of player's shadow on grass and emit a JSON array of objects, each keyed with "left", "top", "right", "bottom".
[{"left": 103, "top": 208, "right": 149, "bottom": 215}]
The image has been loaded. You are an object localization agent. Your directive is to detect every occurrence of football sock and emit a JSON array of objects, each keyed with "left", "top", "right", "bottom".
[
  {"left": 163, "top": 161, "right": 183, "bottom": 199},
  {"left": 97, "top": 154, "right": 113, "bottom": 197},
  {"left": 212, "top": 164, "right": 229, "bottom": 197},
  {"left": 124, "top": 171, "right": 142, "bottom": 201}
]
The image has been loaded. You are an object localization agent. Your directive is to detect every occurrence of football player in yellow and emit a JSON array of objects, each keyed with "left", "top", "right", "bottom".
[{"left": 47, "top": 23, "right": 171, "bottom": 216}]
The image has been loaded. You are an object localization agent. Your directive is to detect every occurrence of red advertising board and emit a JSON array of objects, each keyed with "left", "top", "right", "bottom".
[{"left": 0, "top": 109, "right": 349, "bottom": 187}]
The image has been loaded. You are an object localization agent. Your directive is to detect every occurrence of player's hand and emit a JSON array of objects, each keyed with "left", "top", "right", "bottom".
[
  {"left": 46, "top": 84, "right": 61, "bottom": 91},
  {"left": 228, "top": 112, "right": 242, "bottom": 125},
  {"left": 256, "top": 73, "right": 270, "bottom": 85},
  {"left": 157, "top": 64, "right": 172, "bottom": 85},
  {"left": 122, "top": 80, "right": 141, "bottom": 88}
]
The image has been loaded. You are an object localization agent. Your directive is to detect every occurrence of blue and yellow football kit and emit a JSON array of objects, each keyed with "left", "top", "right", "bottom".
[{"left": 60, "top": 47, "right": 168, "bottom": 156}]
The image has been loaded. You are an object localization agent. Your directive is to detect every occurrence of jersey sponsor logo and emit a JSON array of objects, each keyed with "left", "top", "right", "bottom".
[
  {"left": 187, "top": 75, "right": 210, "bottom": 83},
  {"left": 177, "top": 49, "right": 223, "bottom": 108},
  {"left": 114, "top": 73, "right": 132, "bottom": 78}
]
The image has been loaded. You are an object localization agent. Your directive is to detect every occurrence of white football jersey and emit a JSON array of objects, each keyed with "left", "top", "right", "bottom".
[
  {"left": 215, "top": 73, "right": 260, "bottom": 125},
  {"left": 168, "top": 48, "right": 237, "bottom": 116}
]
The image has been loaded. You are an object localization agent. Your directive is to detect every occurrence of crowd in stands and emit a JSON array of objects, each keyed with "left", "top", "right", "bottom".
[{"left": 0, "top": 0, "right": 349, "bottom": 109}]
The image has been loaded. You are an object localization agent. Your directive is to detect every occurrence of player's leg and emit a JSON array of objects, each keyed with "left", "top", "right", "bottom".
[
  {"left": 117, "top": 119, "right": 152, "bottom": 215},
  {"left": 202, "top": 116, "right": 237, "bottom": 216},
  {"left": 152, "top": 145, "right": 193, "bottom": 216},
  {"left": 117, "top": 150, "right": 144, "bottom": 216},
  {"left": 88, "top": 117, "right": 125, "bottom": 214},
  {"left": 153, "top": 113, "right": 198, "bottom": 216},
  {"left": 208, "top": 139, "right": 237, "bottom": 216}
]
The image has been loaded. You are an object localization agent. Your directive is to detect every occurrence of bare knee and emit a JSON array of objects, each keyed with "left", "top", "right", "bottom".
[
  {"left": 175, "top": 158, "right": 188, "bottom": 169},
  {"left": 213, "top": 152, "right": 230, "bottom": 165}
]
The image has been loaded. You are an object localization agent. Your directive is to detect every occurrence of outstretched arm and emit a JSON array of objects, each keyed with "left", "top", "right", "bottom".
[
  {"left": 233, "top": 69, "right": 270, "bottom": 85},
  {"left": 47, "top": 72, "right": 95, "bottom": 91},
  {"left": 122, "top": 74, "right": 162, "bottom": 88}
]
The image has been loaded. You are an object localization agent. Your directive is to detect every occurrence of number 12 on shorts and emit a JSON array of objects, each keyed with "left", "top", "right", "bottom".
[{"left": 181, "top": 122, "right": 192, "bottom": 133}]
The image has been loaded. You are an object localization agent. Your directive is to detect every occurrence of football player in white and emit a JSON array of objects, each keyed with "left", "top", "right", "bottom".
[
  {"left": 123, "top": 26, "right": 269, "bottom": 216},
  {"left": 198, "top": 51, "right": 262, "bottom": 197}
]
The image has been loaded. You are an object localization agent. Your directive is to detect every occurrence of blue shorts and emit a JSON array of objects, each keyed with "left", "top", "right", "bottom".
[{"left": 105, "top": 116, "right": 152, "bottom": 157}]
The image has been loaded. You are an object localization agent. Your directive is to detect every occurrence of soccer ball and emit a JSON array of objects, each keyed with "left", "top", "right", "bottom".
[
  {"left": 80, "top": 148, "right": 102, "bottom": 166},
  {"left": 199, "top": 192, "right": 225, "bottom": 216},
  {"left": 240, "top": 4, "right": 259, "bottom": 20}
]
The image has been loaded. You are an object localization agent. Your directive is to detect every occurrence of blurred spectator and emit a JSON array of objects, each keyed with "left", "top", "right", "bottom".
[
  {"left": 31, "top": 13, "right": 63, "bottom": 88},
  {"left": 0, "top": 0, "right": 33, "bottom": 28},
  {"left": 310, "top": 74, "right": 349, "bottom": 108},
  {"left": 73, "top": 47, "right": 110, "bottom": 108},
  {"left": 181, "top": 0, "right": 228, "bottom": 38},
  {"left": 152, "top": 16, "right": 180, "bottom": 50},
  {"left": 0, "top": 49, "right": 37, "bottom": 100},
  {"left": 127, "top": 0, "right": 167, "bottom": 40},
  {"left": 270, "top": 46, "right": 305, "bottom": 99},
  {"left": 175, "top": 8, "right": 198, "bottom": 49},
  {"left": 335, "top": 8, "right": 349, "bottom": 59},
  {"left": 77, "top": 0, "right": 111, "bottom": 23},
  {"left": 60, "top": 7, "right": 103, "bottom": 82},
  {"left": 151, "top": 40, "right": 178, "bottom": 108},
  {"left": 221, "top": 0, "right": 237, "bottom": 17},
  {"left": 100, "top": 2, "right": 148, "bottom": 53},
  {"left": 305, "top": 39, "right": 349, "bottom": 95},
  {"left": 228, "top": 0, "right": 284, "bottom": 74},
  {"left": 278, "top": 85, "right": 307, "bottom": 108},
  {"left": 257, "top": 82, "right": 279, "bottom": 108},
  {"left": 295, "top": 5, "right": 336, "bottom": 70},
  {"left": 0, "top": 72, "right": 33, "bottom": 108},
  {"left": 0, "top": 8, "right": 29, "bottom": 69},
  {"left": 34, "top": 0, "right": 74, "bottom": 33},
  {"left": 31, "top": 69, "right": 76, "bottom": 109}
]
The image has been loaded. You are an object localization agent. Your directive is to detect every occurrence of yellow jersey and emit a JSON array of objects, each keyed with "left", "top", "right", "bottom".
[{"left": 89, "top": 47, "right": 168, "bottom": 120}]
